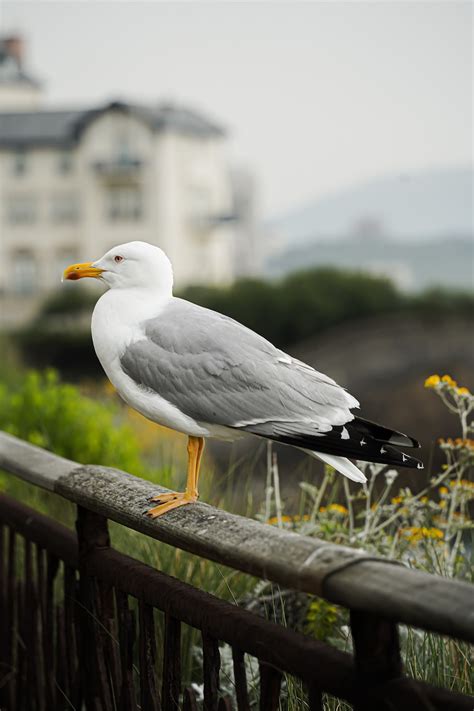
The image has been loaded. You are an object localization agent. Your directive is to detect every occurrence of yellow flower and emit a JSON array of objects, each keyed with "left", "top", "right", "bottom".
[
  {"left": 401, "top": 527, "right": 444, "bottom": 543},
  {"left": 457, "top": 386, "right": 470, "bottom": 396},
  {"left": 449, "top": 479, "right": 474, "bottom": 490},
  {"left": 267, "top": 513, "right": 312, "bottom": 525},
  {"left": 267, "top": 515, "right": 293, "bottom": 525},
  {"left": 438, "top": 486, "right": 448, "bottom": 496},
  {"left": 328, "top": 504, "right": 348, "bottom": 515},
  {"left": 319, "top": 506, "right": 327, "bottom": 513},
  {"left": 391, "top": 496, "right": 403, "bottom": 505},
  {"left": 441, "top": 374, "right": 457, "bottom": 387},
  {"left": 424, "top": 374, "right": 440, "bottom": 388},
  {"left": 426, "top": 527, "right": 444, "bottom": 539},
  {"left": 438, "top": 437, "right": 473, "bottom": 450},
  {"left": 420, "top": 496, "right": 428, "bottom": 504}
]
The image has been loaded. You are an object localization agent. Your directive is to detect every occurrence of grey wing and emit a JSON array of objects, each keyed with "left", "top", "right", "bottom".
[{"left": 120, "top": 298, "right": 359, "bottom": 434}]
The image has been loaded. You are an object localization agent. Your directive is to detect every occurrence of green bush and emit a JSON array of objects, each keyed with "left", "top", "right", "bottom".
[{"left": 0, "top": 369, "right": 145, "bottom": 475}]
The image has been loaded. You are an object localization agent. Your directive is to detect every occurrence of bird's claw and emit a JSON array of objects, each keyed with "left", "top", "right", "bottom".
[
  {"left": 146, "top": 493, "right": 197, "bottom": 518},
  {"left": 149, "top": 491, "right": 181, "bottom": 504}
]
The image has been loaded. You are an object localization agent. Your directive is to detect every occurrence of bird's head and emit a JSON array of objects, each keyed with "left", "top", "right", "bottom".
[{"left": 63, "top": 241, "right": 174, "bottom": 294}]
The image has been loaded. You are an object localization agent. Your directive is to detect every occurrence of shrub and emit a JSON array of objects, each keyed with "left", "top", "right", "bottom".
[{"left": 0, "top": 369, "right": 145, "bottom": 475}]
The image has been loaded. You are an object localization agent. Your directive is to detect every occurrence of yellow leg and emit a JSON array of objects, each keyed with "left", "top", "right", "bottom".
[{"left": 147, "top": 436, "right": 204, "bottom": 518}]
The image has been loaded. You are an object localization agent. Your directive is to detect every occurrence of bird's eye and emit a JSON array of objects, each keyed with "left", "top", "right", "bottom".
[{"left": 114, "top": 255, "right": 124, "bottom": 263}]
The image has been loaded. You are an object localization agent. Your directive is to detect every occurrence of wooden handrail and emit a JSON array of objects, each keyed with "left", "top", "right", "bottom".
[{"left": 1, "top": 430, "right": 473, "bottom": 644}]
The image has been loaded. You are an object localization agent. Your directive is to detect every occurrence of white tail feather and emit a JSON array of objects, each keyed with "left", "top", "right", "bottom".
[{"left": 307, "top": 450, "right": 367, "bottom": 483}]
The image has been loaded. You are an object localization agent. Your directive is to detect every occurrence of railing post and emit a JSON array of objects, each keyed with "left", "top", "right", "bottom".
[
  {"left": 350, "top": 610, "right": 402, "bottom": 710},
  {"left": 76, "top": 506, "right": 113, "bottom": 710}
]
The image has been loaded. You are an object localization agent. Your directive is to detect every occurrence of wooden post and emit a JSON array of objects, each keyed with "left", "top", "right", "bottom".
[
  {"left": 76, "top": 506, "right": 113, "bottom": 710},
  {"left": 350, "top": 610, "right": 402, "bottom": 710}
]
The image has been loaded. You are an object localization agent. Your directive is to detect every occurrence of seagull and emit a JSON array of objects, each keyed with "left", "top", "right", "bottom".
[{"left": 64, "top": 241, "right": 422, "bottom": 518}]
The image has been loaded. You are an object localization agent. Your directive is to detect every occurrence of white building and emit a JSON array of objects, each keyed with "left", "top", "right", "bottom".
[{"left": 0, "top": 35, "right": 258, "bottom": 326}]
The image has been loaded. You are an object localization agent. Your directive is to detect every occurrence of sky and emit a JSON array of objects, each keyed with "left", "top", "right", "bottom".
[{"left": 1, "top": 1, "right": 472, "bottom": 218}]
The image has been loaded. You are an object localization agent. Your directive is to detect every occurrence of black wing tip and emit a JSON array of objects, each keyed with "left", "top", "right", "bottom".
[
  {"left": 394, "top": 453, "right": 424, "bottom": 469},
  {"left": 371, "top": 442, "right": 423, "bottom": 469},
  {"left": 257, "top": 429, "right": 424, "bottom": 470},
  {"left": 388, "top": 433, "right": 421, "bottom": 449},
  {"left": 354, "top": 417, "right": 420, "bottom": 449}
]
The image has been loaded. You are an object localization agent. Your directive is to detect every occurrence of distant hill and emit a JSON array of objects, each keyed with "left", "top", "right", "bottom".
[
  {"left": 268, "top": 166, "right": 473, "bottom": 245},
  {"left": 265, "top": 166, "right": 473, "bottom": 289},
  {"left": 265, "top": 235, "right": 473, "bottom": 290}
]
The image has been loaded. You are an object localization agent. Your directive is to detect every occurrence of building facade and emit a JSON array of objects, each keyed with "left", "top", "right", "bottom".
[{"left": 0, "top": 36, "right": 258, "bottom": 326}]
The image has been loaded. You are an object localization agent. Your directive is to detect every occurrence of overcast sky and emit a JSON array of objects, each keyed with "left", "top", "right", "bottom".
[{"left": 2, "top": 1, "right": 472, "bottom": 217}]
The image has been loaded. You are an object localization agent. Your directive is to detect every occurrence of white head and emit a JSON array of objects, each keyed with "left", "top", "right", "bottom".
[{"left": 63, "top": 241, "right": 174, "bottom": 295}]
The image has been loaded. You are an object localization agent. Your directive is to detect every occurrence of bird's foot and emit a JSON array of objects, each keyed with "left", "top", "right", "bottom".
[
  {"left": 149, "top": 491, "right": 183, "bottom": 503},
  {"left": 146, "top": 492, "right": 197, "bottom": 518}
]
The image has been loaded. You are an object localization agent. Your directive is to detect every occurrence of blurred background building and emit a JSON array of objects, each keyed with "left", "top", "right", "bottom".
[{"left": 0, "top": 34, "right": 259, "bottom": 326}]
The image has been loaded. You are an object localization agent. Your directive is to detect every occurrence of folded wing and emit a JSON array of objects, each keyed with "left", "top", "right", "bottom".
[{"left": 120, "top": 298, "right": 422, "bottom": 470}]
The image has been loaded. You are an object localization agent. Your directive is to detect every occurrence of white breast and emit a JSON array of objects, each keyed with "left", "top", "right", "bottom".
[{"left": 91, "top": 289, "right": 210, "bottom": 437}]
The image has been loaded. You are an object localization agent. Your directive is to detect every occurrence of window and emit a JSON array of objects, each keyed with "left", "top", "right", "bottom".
[
  {"left": 116, "top": 133, "right": 132, "bottom": 164},
  {"left": 58, "top": 151, "right": 74, "bottom": 175},
  {"left": 7, "top": 195, "right": 37, "bottom": 224},
  {"left": 189, "top": 185, "right": 211, "bottom": 217},
  {"left": 12, "top": 251, "right": 38, "bottom": 294},
  {"left": 106, "top": 186, "right": 143, "bottom": 221},
  {"left": 12, "top": 150, "right": 27, "bottom": 177},
  {"left": 51, "top": 193, "right": 80, "bottom": 223}
]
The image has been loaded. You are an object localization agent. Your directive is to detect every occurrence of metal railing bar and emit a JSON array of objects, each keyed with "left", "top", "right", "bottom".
[{"left": 1, "top": 431, "right": 474, "bottom": 645}]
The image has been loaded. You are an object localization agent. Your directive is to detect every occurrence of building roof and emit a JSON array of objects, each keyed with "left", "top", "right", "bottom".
[{"left": 0, "top": 100, "right": 225, "bottom": 148}]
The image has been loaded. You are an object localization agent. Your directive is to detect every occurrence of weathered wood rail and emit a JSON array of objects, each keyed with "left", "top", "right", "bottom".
[{"left": 0, "top": 430, "right": 472, "bottom": 710}]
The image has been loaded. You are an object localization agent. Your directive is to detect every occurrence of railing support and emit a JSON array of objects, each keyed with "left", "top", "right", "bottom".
[
  {"left": 350, "top": 610, "right": 402, "bottom": 710},
  {"left": 76, "top": 506, "right": 113, "bottom": 710}
]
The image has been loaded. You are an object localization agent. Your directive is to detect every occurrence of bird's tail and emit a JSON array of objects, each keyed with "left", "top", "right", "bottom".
[{"left": 306, "top": 450, "right": 367, "bottom": 483}]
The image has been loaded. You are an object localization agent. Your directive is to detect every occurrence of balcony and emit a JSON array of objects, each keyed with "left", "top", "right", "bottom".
[{"left": 92, "top": 156, "right": 143, "bottom": 183}]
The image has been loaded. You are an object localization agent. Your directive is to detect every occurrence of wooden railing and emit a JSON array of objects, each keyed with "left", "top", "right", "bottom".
[{"left": 0, "top": 430, "right": 472, "bottom": 710}]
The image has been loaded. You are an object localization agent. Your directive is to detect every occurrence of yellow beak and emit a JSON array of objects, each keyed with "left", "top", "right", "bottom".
[{"left": 63, "top": 261, "right": 104, "bottom": 281}]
